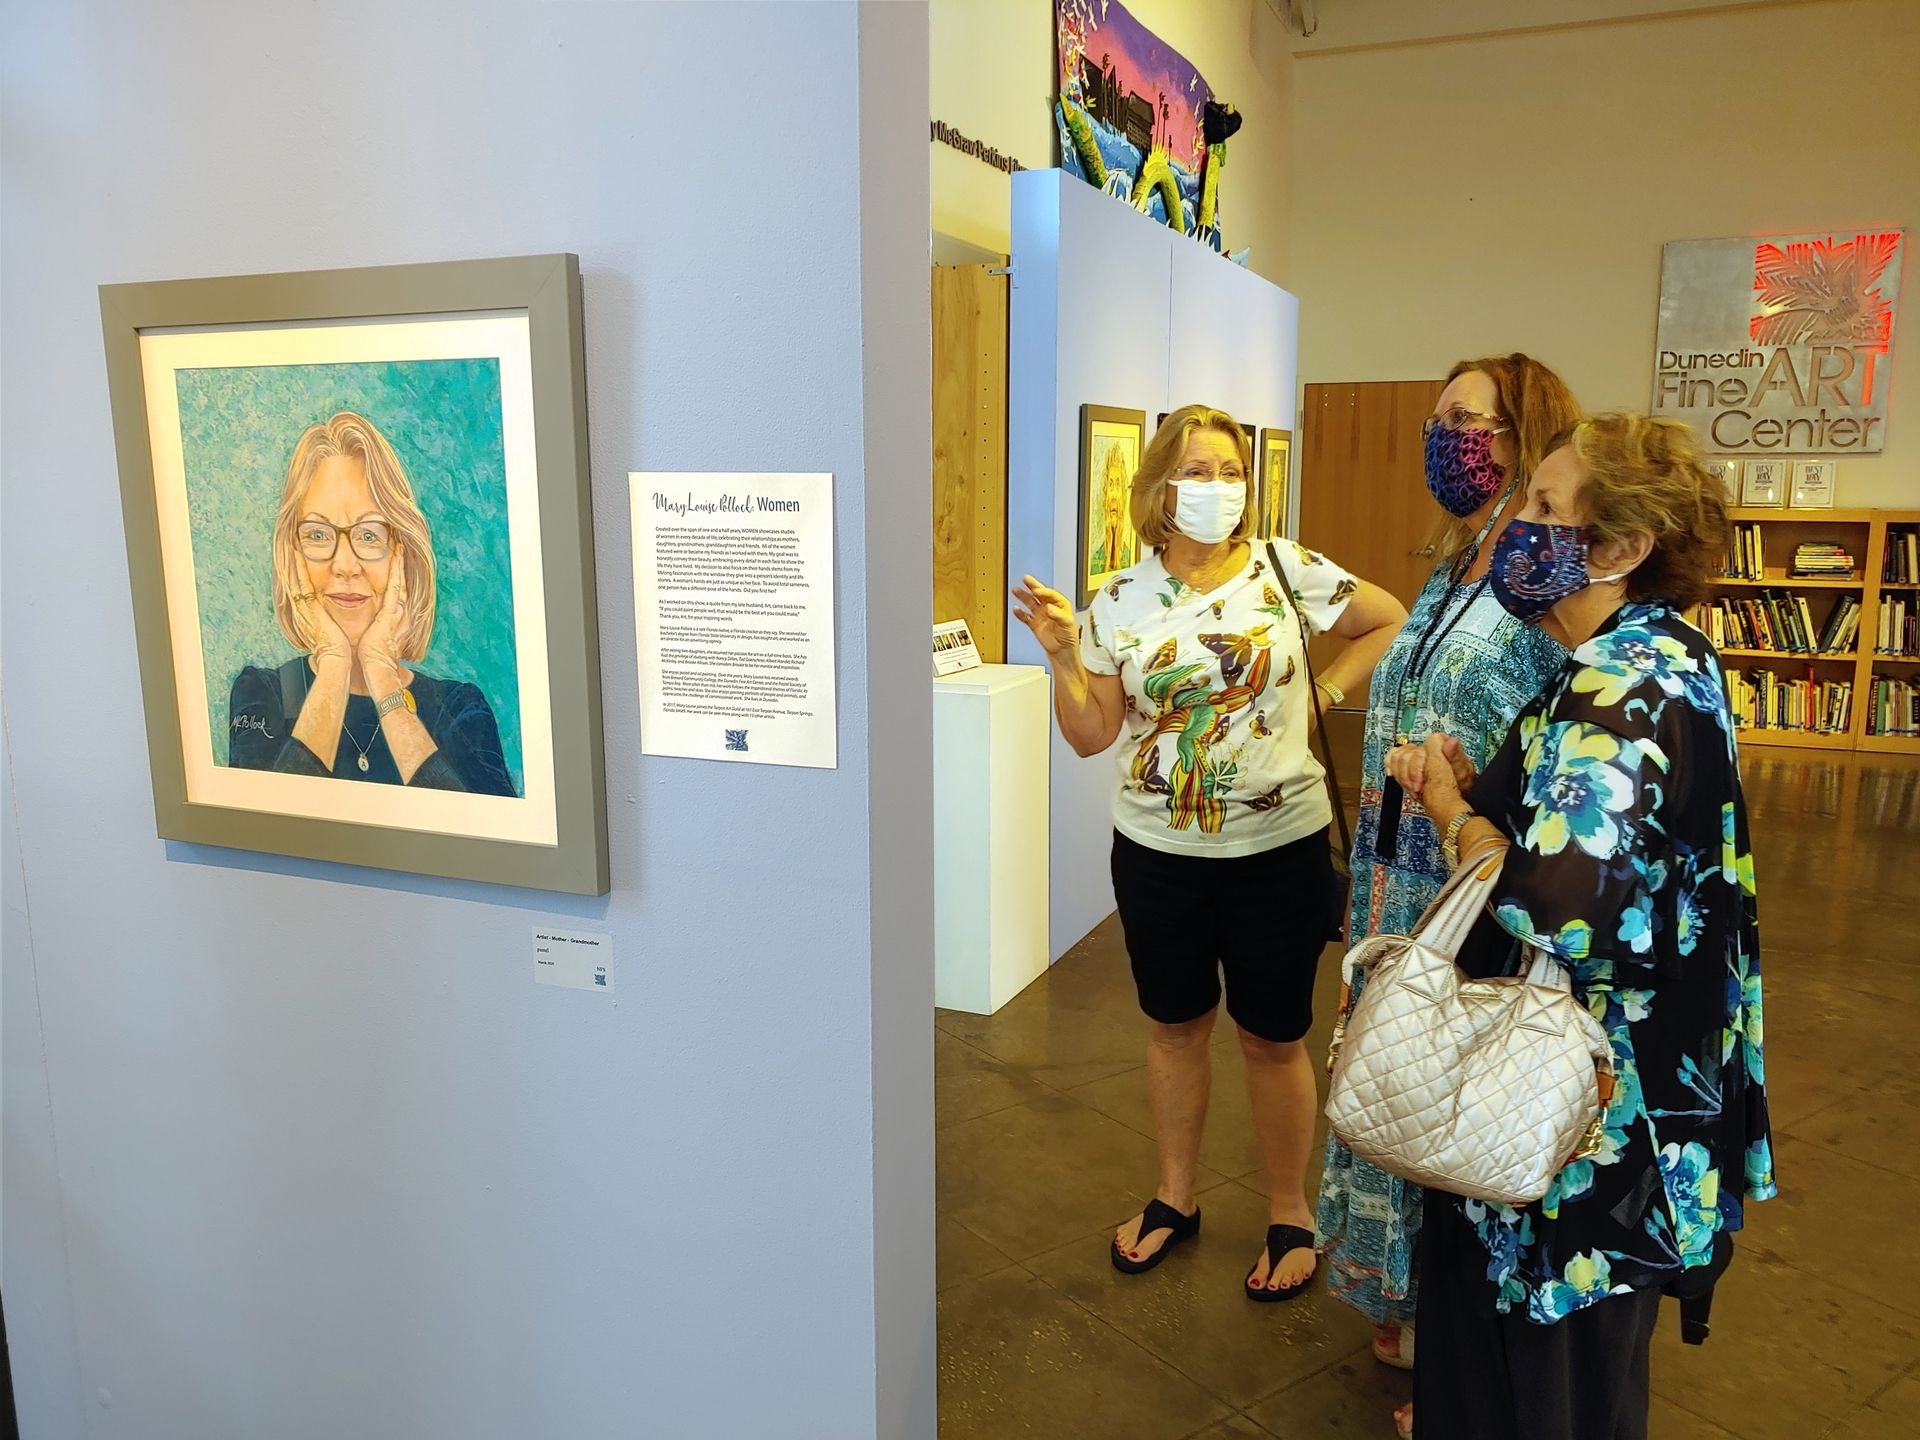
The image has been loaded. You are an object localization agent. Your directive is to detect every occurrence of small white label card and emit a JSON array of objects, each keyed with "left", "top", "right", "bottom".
[
  {"left": 1791, "top": 459, "right": 1837, "bottom": 508},
  {"left": 1741, "top": 459, "right": 1787, "bottom": 507},
  {"left": 933, "top": 618, "right": 983, "bottom": 676},
  {"left": 533, "top": 926, "right": 615, "bottom": 992}
]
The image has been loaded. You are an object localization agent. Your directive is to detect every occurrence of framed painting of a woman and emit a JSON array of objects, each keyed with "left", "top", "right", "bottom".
[
  {"left": 100, "top": 254, "right": 608, "bottom": 894},
  {"left": 1077, "top": 404, "right": 1147, "bottom": 608}
]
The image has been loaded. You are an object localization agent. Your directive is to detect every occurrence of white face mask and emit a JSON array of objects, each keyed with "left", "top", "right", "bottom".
[{"left": 1170, "top": 477, "right": 1246, "bottom": 544}]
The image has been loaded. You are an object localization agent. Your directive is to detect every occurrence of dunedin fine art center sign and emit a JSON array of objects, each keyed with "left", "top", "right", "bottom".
[{"left": 1652, "top": 230, "right": 1904, "bottom": 454}]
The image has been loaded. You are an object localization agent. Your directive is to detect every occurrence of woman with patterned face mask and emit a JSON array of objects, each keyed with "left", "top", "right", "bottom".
[
  {"left": 1313, "top": 355, "right": 1580, "bottom": 1429},
  {"left": 1390, "top": 413, "right": 1774, "bottom": 1440},
  {"left": 1012, "top": 405, "right": 1407, "bottom": 1304}
]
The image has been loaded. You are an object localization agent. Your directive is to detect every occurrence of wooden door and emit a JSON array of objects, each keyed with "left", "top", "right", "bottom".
[
  {"left": 1298, "top": 380, "right": 1446, "bottom": 610},
  {"left": 1295, "top": 380, "right": 1444, "bottom": 802},
  {"left": 932, "top": 262, "right": 1010, "bottom": 661}
]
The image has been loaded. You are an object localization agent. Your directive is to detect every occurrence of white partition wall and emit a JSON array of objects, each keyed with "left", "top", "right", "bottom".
[
  {"left": 1, "top": 5, "right": 934, "bottom": 1439},
  {"left": 1007, "top": 170, "right": 1301, "bottom": 961}
]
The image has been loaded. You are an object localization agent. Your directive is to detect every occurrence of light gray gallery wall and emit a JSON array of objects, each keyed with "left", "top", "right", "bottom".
[
  {"left": 0, "top": 4, "right": 933, "bottom": 1439},
  {"left": 1007, "top": 171, "right": 1300, "bottom": 960}
]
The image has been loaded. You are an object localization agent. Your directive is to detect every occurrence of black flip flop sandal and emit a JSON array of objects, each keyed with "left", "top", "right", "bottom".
[
  {"left": 1110, "top": 1198, "right": 1201, "bottom": 1275},
  {"left": 1245, "top": 1223, "right": 1318, "bottom": 1302}
]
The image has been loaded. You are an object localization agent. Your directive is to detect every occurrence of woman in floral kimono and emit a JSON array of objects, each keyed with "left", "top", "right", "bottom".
[{"left": 1389, "top": 412, "right": 1774, "bottom": 1440}]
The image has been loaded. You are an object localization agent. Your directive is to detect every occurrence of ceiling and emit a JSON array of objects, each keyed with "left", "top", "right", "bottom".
[{"left": 1278, "top": 0, "right": 1845, "bottom": 57}]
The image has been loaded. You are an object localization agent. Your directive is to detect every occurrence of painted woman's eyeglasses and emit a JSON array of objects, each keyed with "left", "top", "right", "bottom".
[
  {"left": 297, "top": 516, "right": 392, "bottom": 563},
  {"left": 1420, "top": 406, "right": 1508, "bottom": 439}
]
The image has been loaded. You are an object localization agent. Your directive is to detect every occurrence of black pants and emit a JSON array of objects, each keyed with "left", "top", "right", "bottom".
[
  {"left": 1109, "top": 828, "right": 1333, "bottom": 1043},
  {"left": 1414, "top": 1187, "right": 1661, "bottom": 1440}
]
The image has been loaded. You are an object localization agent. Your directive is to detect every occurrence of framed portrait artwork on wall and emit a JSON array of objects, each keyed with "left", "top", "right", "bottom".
[
  {"left": 100, "top": 254, "right": 609, "bottom": 894},
  {"left": 1077, "top": 404, "right": 1147, "bottom": 608},
  {"left": 1258, "top": 428, "right": 1291, "bottom": 539}
]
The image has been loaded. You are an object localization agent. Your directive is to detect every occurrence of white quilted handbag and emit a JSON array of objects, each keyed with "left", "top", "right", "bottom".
[{"left": 1324, "top": 846, "right": 1616, "bottom": 1207}]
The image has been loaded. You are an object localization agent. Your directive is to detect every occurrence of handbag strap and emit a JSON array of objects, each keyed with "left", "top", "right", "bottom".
[
  {"left": 1267, "top": 540, "right": 1352, "bottom": 861},
  {"left": 1408, "top": 842, "right": 1507, "bottom": 955}
]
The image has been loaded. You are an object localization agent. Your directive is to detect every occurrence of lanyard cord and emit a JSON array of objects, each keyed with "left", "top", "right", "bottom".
[{"left": 1399, "top": 471, "right": 1522, "bottom": 701}]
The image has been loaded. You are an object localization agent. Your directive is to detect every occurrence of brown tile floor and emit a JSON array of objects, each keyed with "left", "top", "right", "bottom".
[{"left": 935, "top": 749, "right": 1920, "bottom": 1439}]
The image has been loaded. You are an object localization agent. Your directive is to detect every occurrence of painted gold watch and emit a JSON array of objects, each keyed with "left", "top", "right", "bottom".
[{"left": 375, "top": 687, "right": 416, "bottom": 718}]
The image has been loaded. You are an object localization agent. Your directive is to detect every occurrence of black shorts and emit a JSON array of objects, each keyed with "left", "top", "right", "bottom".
[{"left": 1109, "top": 827, "right": 1334, "bottom": 1043}]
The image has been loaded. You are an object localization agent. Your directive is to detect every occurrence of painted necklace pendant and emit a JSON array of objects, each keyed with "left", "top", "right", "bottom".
[{"left": 357, "top": 755, "right": 370, "bottom": 772}]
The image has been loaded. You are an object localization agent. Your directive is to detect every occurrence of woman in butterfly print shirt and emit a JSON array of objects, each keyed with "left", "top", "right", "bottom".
[{"left": 1014, "top": 404, "right": 1406, "bottom": 1301}]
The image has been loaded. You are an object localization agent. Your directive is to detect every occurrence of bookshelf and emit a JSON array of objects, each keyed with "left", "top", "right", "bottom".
[{"left": 1699, "top": 508, "right": 1920, "bottom": 753}]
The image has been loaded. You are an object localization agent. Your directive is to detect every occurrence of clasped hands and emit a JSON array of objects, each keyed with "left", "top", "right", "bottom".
[{"left": 1384, "top": 732, "right": 1477, "bottom": 827}]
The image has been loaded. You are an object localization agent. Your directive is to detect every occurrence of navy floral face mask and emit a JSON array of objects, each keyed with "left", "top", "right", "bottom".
[
  {"left": 1488, "top": 519, "right": 1628, "bottom": 623},
  {"left": 1423, "top": 423, "right": 1508, "bottom": 517}
]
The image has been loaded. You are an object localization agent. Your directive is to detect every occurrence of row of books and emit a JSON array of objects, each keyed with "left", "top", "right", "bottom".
[
  {"left": 1866, "top": 675, "right": 1920, "bottom": 737},
  {"left": 1876, "top": 595, "right": 1920, "bottom": 656},
  {"left": 1719, "top": 522, "right": 1766, "bottom": 580},
  {"left": 1701, "top": 593, "right": 1858, "bottom": 654},
  {"left": 1791, "top": 542, "right": 1856, "bottom": 577},
  {"left": 1887, "top": 527, "right": 1920, "bottom": 585},
  {"left": 1727, "top": 669, "right": 1853, "bottom": 734}
]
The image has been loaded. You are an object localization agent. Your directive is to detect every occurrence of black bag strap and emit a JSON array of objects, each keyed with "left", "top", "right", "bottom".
[{"left": 1268, "top": 540, "right": 1352, "bottom": 859}]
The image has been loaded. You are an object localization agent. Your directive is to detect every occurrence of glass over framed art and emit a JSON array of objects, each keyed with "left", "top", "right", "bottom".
[{"left": 100, "top": 254, "right": 609, "bottom": 894}]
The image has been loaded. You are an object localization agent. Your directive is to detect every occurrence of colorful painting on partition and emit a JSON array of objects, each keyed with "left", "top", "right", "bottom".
[
  {"left": 175, "top": 361, "right": 525, "bottom": 797},
  {"left": 1652, "top": 230, "right": 1904, "bottom": 456},
  {"left": 1055, "top": 0, "right": 1230, "bottom": 251}
]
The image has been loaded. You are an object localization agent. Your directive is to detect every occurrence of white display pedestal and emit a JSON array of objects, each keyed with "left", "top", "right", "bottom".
[{"left": 933, "top": 664, "right": 1051, "bottom": 1014}]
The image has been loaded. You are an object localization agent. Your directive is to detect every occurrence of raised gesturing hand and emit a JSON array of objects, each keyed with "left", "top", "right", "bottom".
[{"left": 1011, "top": 575, "right": 1080, "bottom": 661}]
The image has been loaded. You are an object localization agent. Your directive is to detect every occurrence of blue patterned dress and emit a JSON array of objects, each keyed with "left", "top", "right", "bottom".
[{"left": 1313, "top": 562, "right": 1566, "bottom": 1325}]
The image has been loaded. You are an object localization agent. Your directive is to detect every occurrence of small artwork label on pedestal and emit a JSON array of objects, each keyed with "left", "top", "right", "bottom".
[{"left": 934, "top": 618, "right": 983, "bottom": 676}]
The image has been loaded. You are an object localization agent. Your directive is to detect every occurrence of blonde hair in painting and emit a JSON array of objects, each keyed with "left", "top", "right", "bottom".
[
  {"left": 271, "top": 411, "right": 438, "bottom": 660},
  {"left": 1132, "top": 404, "right": 1256, "bottom": 549}
]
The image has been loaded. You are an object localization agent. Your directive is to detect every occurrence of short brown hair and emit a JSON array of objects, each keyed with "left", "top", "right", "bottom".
[
  {"left": 272, "top": 411, "right": 438, "bottom": 659},
  {"left": 1433, "top": 354, "right": 1583, "bottom": 560},
  {"left": 1132, "top": 404, "right": 1255, "bottom": 549},
  {"left": 1553, "top": 411, "right": 1729, "bottom": 610}
]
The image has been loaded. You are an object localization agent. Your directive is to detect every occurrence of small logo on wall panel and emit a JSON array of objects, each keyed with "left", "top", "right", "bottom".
[
  {"left": 724, "top": 729, "right": 749, "bottom": 753},
  {"left": 593, "top": 970, "right": 607, "bottom": 987}
]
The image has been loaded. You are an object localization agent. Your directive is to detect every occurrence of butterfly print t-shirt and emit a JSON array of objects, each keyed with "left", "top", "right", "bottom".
[{"left": 1080, "top": 543, "right": 1358, "bottom": 857}]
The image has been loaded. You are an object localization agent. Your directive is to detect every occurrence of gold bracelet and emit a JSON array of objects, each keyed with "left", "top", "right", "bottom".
[{"left": 1441, "top": 810, "right": 1474, "bottom": 869}]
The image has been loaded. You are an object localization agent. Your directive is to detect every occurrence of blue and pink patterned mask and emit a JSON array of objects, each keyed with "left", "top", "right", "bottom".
[
  {"left": 1489, "top": 519, "right": 1630, "bottom": 624},
  {"left": 1423, "top": 423, "right": 1509, "bottom": 517}
]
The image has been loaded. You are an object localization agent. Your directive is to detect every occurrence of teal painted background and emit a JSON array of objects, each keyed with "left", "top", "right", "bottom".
[{"left": 176, "top": 359, "right": 523, "bottom": 793}]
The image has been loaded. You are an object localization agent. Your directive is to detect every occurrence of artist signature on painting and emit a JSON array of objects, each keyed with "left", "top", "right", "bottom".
[{"left": 231, "top": 713, "right": 275, "bottom": 739}]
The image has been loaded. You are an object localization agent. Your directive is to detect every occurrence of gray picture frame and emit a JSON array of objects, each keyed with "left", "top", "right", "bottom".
[{"left": 99, "top": 253, "right": 610, "bottom": 895}]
